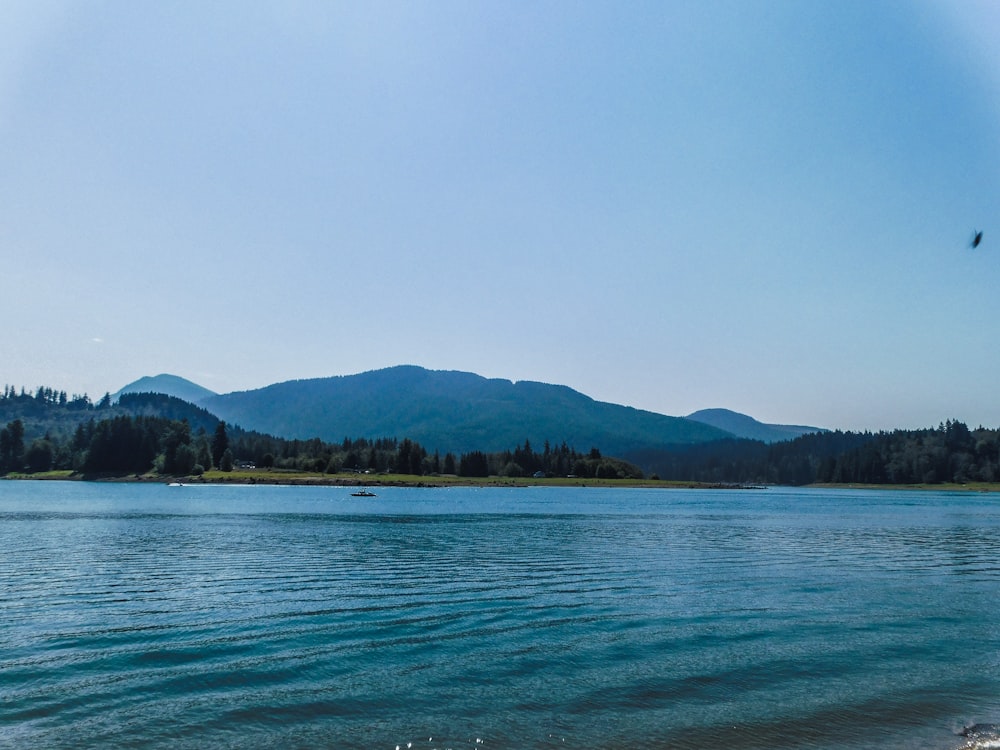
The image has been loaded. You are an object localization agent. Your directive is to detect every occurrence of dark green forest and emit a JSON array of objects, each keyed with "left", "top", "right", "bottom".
[
  {"left": 3, "top": 385, "right": 999, "bottom": 485},
  {"left": 199, "top": 365, "right": 729, "bottom": 455},
  {"left": 629, "top": 420, "right": 1000, "bottom": 485},
  {"left": 0, "top": 387, "right": 640, "bottom": 480}
]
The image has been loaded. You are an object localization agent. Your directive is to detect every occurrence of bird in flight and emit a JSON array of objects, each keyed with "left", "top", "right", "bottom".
[{"left": 972, "top": 230, "right": 983, "bottom": 248}]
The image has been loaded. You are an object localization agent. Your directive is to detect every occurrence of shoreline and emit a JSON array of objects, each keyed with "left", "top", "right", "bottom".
[
  {"left": 5, "top": 470, "right": 1000, "bottom": 492},
  {"left": 4, "top": 470, "right": 759, "bottom": 491}
]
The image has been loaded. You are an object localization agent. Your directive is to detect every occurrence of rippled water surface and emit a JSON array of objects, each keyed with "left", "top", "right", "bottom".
[{"left": 2, "top": 482, "right": 999, "bottom": 749}]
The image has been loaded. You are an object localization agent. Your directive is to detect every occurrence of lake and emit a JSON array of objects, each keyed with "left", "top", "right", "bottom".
[{"left": 1, "top": 481, "right": 998, "bottom": 749}]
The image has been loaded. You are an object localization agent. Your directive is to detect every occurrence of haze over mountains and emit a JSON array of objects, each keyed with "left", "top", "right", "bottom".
[
  {"left": 685, "top": 409, "right": 825, "bottom": 444},
  {"left": 116, "top": 367, "right": 823, "bottom": 456},
  {"left": 116, "top": 374, "right": 217, "bottom": 406}
]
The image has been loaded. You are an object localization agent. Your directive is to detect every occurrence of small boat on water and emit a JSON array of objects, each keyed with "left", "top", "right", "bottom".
[{"left": 351, "top": 488, "right": 376, "bottom": 497}]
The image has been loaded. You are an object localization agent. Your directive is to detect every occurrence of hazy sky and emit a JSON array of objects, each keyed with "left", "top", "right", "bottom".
[{"left": 2, "top": 0, "right": 998, "bottom": 431}]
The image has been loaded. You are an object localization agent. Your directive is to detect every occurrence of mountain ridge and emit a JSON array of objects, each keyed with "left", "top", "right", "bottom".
[
  {"left": 114, "top": 367, "right": 824, "bottom": 455},
  {"left": 686, "top": 408, "right": 824, "bottom": 443},
  {"left": 200, "top": 366, "right": 732, "bottom": 455},
  {"left": 114, "top": 374, "right": 216, "bottom": 405}
]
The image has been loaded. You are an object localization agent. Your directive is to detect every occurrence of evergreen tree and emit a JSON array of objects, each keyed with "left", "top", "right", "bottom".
[
  {"left": 161, "top": 421, "right": 193, "bottom": 474},
  {"left": 195, "top": 435, "right": 213, "bottom": 472},
  {"left": 397, "top": 439, "right": 414, "bottom": 474},
  {"left": 0, "top": 420, "right": 25, "bottom": 473},
  {"left": 24, "top": 438, "right": 54, "bottom": 473},
  {"left": 459, "top": 451, "right": 490, "bottom": 477},
  {"left": 211, "top": 421, "right": 229, "bottom": 468},
  {"left": 173, "top": 443, "right": 198, "bottom": 475}
]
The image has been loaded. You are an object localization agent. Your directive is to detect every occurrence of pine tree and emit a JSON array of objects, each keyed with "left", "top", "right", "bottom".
[{"left": 211, "top": 421, "right": 229, "bottom": 468}]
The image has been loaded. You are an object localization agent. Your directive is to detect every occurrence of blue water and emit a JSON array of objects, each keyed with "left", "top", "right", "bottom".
[{"left": 2, "top": 482, "right": 999, "bottom": 749}]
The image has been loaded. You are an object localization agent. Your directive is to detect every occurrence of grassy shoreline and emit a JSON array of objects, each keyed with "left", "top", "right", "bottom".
[
  {"left": 5, "top": 469, "right": 756, "bottom": 490},
  {"left": 5, "top": 470, "right": 1000, "bottom": 492}
]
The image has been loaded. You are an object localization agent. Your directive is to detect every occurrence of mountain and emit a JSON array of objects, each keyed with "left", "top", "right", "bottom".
[
  {"left": 201, "top": 365, "right": 733, "bottom": 455},
  {"left": 0, "top": 390, "right": 223, "bottom": 448},
  {"left": 115, "top": 374, "right": 217, "bottom": 405},
  {"left": 685, "top": 408, "right": 824, "bottom": 443},
  {"left": 116, "top": 392, "right": 223, "bottom": 435}
]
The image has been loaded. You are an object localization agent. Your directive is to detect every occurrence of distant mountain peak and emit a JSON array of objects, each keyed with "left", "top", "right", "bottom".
[
  {"left": 686, "top": 408, "right": 824, "bottom": 443},
  {"left": 112, "top": 368, "right": 823, "bottom": 452},
  {"left": 115, "top": 374, "right": 217, "bottom": 405},
  {"left": 200, "top": 365, "right": 733, "bottom": 455}
]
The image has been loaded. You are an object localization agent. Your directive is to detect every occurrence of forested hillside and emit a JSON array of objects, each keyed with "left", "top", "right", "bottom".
[
  {"left": 114, "top": 374, "right": 216, "bottom": 404},
  {"left": 2, "top": 384, "right": 997, "bottom": 487},
  {"left": 0, "top": 386, "right": 641, "bottom": 479},
  {"left": 202, "top": 365, "right": 731, "bottom": 454},
  {"left": 0, "top": 388, "right": 231, "bottom": 474},
  {"left": 630, "top": 420, "right": 1000, "bottom": 485}
]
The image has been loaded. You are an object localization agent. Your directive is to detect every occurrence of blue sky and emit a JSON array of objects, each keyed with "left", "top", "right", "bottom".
[{"left": 2, "top": 0, "right": 998, "bottom": 431}]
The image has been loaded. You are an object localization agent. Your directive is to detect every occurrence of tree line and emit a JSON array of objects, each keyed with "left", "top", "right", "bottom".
[
  {"left": 634, "top": 420, "right": 1000, "bottom": 485},
  {"left": 2, "top": 385, "right": 105, "bottom": 410},
  {"left": 0, "top": 415, "right": 230, "bottom": 475},
  {"left": 0, "top": 413, "right": 639, "bottom": 479},
  {"left": 0, "top": 387, "right": 641, "bottom": 479},
  {"left": 5, "top": 384, "right": 998, "bottom": 485}
]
